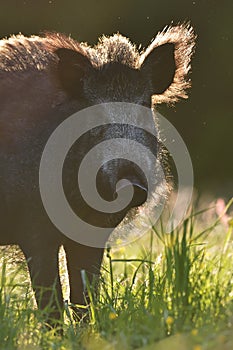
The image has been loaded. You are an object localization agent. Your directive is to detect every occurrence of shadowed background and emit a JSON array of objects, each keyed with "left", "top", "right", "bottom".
[{"left": 0, "top": 0, "right": 232, "bottom": 199}]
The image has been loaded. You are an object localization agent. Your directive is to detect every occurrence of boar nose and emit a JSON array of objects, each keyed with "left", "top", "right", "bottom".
[{"left": 115, "top": 178, "right": 148, "bottom": 208}]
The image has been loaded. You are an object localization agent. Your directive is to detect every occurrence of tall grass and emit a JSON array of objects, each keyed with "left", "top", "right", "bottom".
[{"left": 0, "top": 200, "right": 232, "bottom": 349}]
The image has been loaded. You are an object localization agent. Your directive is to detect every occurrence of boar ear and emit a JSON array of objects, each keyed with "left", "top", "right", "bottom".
[
  {"left": 140, "top": 24, "right": 196, "bottom": 104},
  {"left": 55, "top": 48, "right": 92, "bottom": 96},
  {"left": 141, "top": 43, "right": 176, "bottom": 94}
]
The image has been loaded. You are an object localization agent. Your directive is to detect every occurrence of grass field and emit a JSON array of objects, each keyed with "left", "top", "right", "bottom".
[{"left": 0, "top": 198, "right": 233, "bottom": 350}]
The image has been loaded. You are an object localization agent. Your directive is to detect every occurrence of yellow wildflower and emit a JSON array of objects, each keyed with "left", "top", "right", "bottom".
[
  {"left": 193, "top": 345, "right": 201, "bottom": 350},
  {"left": 109, "top": 312, "right": 118, "bottom": 320},
  {"left": 191, "top": 329, "right": 198, "bottom": 336},
  {"left": 166, "top": 316, "right": 174, "bottom": 326}
]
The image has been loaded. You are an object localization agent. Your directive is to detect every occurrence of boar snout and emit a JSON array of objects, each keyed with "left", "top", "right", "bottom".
[
  {"left": 116, "top": 159, "right": 148, "bottom": 208},
  {"left": 97, "top": 159, "right": 148, "bottom": 208}
]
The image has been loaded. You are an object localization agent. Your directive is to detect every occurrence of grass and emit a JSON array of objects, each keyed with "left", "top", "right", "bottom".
[{"left": 0, "top": 198, "right": 233, "bottom": 349}]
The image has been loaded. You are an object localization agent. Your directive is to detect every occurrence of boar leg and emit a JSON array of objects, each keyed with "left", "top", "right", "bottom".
[
  {"left": 64, "top": 239, "right": 104, "bottom": 321},
  {"left": 21, "top": 242, "right": 63, "bottom": 326}
]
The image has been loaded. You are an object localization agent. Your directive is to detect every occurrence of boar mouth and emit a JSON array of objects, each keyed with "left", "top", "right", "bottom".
[{"left": 114, "top": 178, "right": 148, "bottom": 208}]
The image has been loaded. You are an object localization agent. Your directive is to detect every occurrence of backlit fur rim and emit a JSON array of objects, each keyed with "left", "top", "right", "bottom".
[{"left": 140, "top": 23, "right": 196, "bottom": 104}]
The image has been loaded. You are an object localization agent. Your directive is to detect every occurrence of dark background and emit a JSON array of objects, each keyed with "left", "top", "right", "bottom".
[{"left": 0, "top": 0, "right": 232, "bottom": 199}]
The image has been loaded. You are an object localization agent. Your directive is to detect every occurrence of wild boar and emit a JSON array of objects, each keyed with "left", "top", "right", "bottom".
[{"left": 0, "top": 23, "right": 195, "bottom": 324}]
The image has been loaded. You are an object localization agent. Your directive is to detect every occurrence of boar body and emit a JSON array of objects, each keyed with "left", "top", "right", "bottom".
[{"left": 0, "top": 25, "right": 195, "bottom": 323}]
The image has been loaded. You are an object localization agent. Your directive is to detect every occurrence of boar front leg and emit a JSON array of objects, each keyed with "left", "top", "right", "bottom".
[
  {"left": 20, "top": 240, "right": 63, "bottom": 327},
  {"left": 64, "top": 239, "right": 104, "bottom": 321}
]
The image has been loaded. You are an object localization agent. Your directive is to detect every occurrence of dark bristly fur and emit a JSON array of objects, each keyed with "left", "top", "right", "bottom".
[
  {"left": 0, "top": 24, "right": 195, "bottom": 327},
  {"left": 0, "top": 23, "right": 195, "bottom": 103}
]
